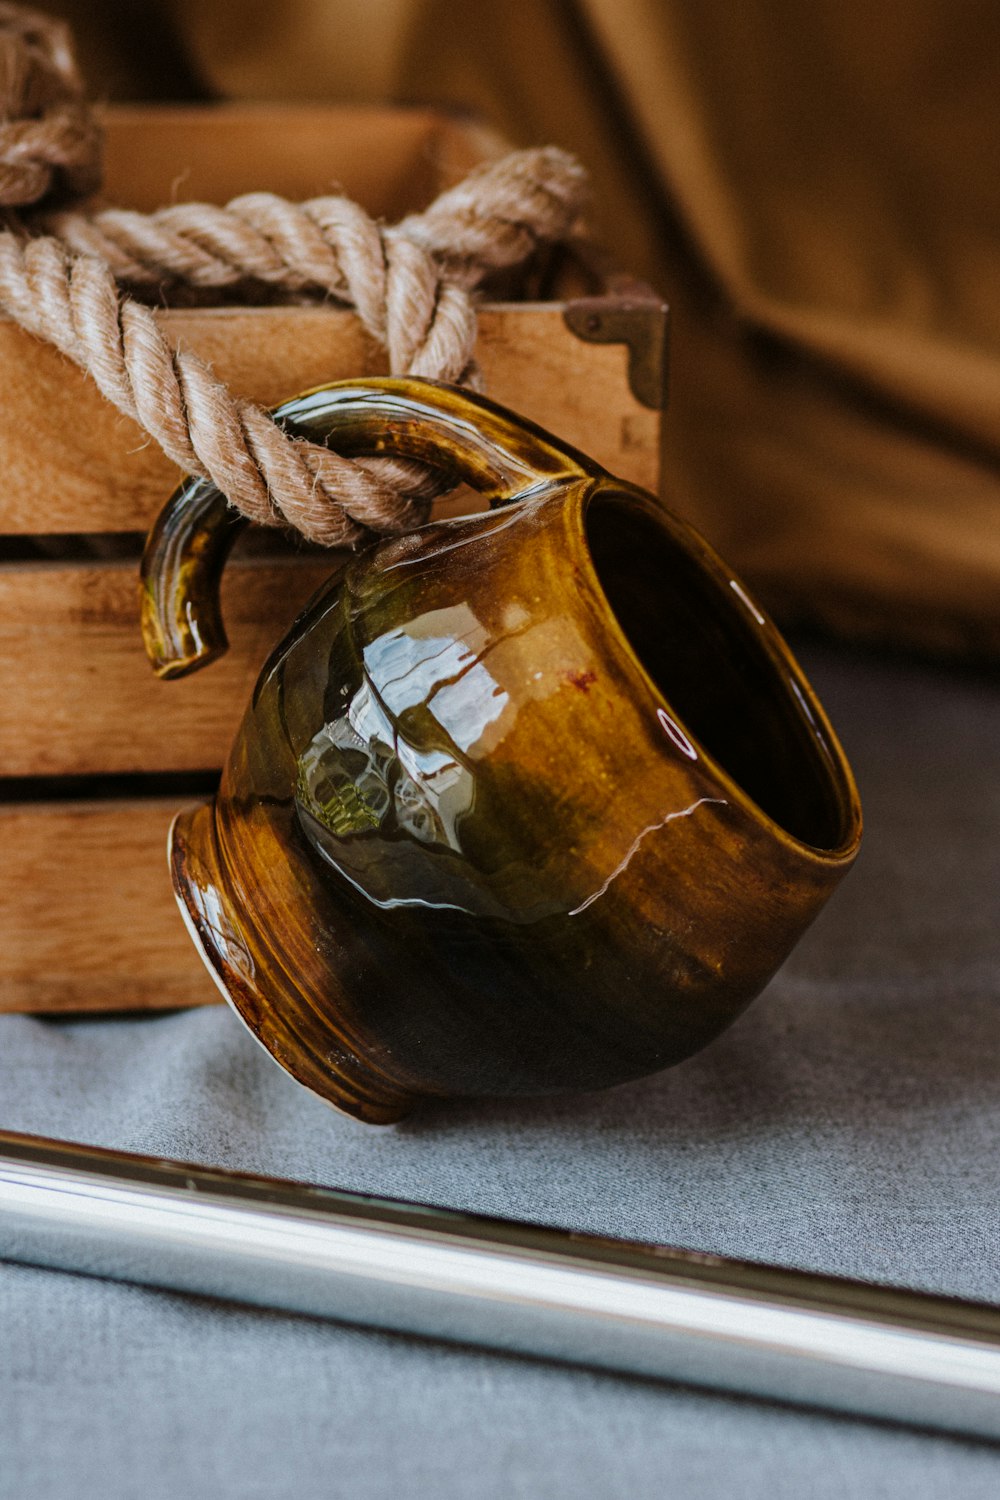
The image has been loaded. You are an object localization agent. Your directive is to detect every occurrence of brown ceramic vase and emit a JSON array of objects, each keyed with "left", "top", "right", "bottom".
[{"left": 141, "top": 378, "right": 862, "bottom": 1123}]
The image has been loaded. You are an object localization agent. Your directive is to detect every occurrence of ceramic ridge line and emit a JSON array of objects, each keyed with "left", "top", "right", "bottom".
[{"left": 3, "top": 1130, "right": 1000, "bottom": 1442}]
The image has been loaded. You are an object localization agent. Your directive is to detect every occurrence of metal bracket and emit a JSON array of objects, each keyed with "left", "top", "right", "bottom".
[{"left": 563, "top": 280, "right": 670, "bottom": 411}]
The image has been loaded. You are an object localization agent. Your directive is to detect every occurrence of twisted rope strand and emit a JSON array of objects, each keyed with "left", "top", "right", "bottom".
[
  {"left": 0, "top": 233, "right": 383, "bottom": 541},
  {"left": 43, "top": 145, "right": 587, "bottom": 305},
  {"left": 0, "top": 3, "right": 588, "bottom": 542}
]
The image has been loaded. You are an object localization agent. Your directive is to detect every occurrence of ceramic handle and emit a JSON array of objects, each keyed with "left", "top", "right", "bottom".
[{"left": 140, "top": 378, "right": 591, "bottom": 680}]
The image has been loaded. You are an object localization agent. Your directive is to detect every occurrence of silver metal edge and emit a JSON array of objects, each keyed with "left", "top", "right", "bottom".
[{"left": 2, "top": 1129, "right": 999, "bottom": 1442}]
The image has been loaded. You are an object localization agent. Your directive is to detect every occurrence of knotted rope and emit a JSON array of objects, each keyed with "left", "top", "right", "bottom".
[{"left": 0, "top": 4, "right": 587, "bottom": 544}]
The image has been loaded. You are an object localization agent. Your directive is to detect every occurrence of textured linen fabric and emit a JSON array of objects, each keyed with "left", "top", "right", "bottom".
[{"left": 1, "top": 642, "right": 999, "bottom": 1498}]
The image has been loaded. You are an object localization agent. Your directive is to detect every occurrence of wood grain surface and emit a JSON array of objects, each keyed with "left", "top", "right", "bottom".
[
  {"left": 0, "top": 305, "right": 658, "bottom": 536},
  {"left": 99, "top": 103, "right": 492, "bottom": 218},
  {"left": 0, "top": 555, "right": 337, "bottom": 776},
  {"left": 0, "top": 797, "right": 219, "bottom": 1013}
]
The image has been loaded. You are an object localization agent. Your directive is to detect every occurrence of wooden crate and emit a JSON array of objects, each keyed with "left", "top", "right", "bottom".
[{"left": 0, "top": 103, "right": 668, "bottom": 1015}]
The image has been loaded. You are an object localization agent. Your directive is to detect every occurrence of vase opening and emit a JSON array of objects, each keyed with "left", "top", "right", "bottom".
[{"left": 584, "top": 492, "right": 855, "bottom": 855}]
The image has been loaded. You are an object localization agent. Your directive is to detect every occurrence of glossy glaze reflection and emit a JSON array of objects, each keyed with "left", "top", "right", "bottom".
[{"left": 146, "top": 378, "right": 862, "bottom": 1123}]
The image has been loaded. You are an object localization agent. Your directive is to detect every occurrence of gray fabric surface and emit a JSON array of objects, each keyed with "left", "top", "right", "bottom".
[{"left": 2, "top": 643, "right": 999, "bottom": 1498}]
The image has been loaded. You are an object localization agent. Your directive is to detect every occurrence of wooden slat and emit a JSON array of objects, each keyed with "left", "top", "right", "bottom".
[
  {"left": 0, "top": 305, "right": 659, "bottom": 536},
  {"left": 480, "top": 308, "right": 660, "bottom": 490},
  {"left": 99, "top": 103, "right": 475, "bottom": 219},
  {"left": 0, "top": 307, "right": 376, "bottom": 536},
  {"left": 0, "top": 555, "right": 336, "bottom": 777},
  {"left": 0, "top": 798, "right": 219, "bottom": 1013}
]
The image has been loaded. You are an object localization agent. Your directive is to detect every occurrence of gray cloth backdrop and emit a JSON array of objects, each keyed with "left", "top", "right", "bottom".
[{"left": 2, "top": 644, "right": 999, "bottom": 1499}]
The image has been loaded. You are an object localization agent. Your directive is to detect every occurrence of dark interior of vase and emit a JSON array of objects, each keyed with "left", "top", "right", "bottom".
[{"left": 585, "top": 493, "right": 853, "bottom": 852}]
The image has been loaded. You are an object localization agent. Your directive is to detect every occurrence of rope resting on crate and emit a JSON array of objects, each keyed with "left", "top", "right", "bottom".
[{"left": 0, "top": 4, "right": 588, "bottom": 545}]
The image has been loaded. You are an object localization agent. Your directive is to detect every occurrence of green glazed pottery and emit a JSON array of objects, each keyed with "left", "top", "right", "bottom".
[{"left": 141, "top": 378, "right": 862, "bottom": 1123}]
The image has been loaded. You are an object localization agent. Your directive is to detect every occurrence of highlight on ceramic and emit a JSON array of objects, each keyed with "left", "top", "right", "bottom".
[{"left": 141, "top": 378, "right": 862, "bottom": 1123}]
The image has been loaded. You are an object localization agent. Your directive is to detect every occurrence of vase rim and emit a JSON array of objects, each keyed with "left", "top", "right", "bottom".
[{"left": 560, "top": 480, "right": 863, "bottom": 866}]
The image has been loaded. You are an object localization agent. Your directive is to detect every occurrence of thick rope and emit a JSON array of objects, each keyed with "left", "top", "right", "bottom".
[{"left": 0, "top": 4, "right": 587, "bottom": 543}]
